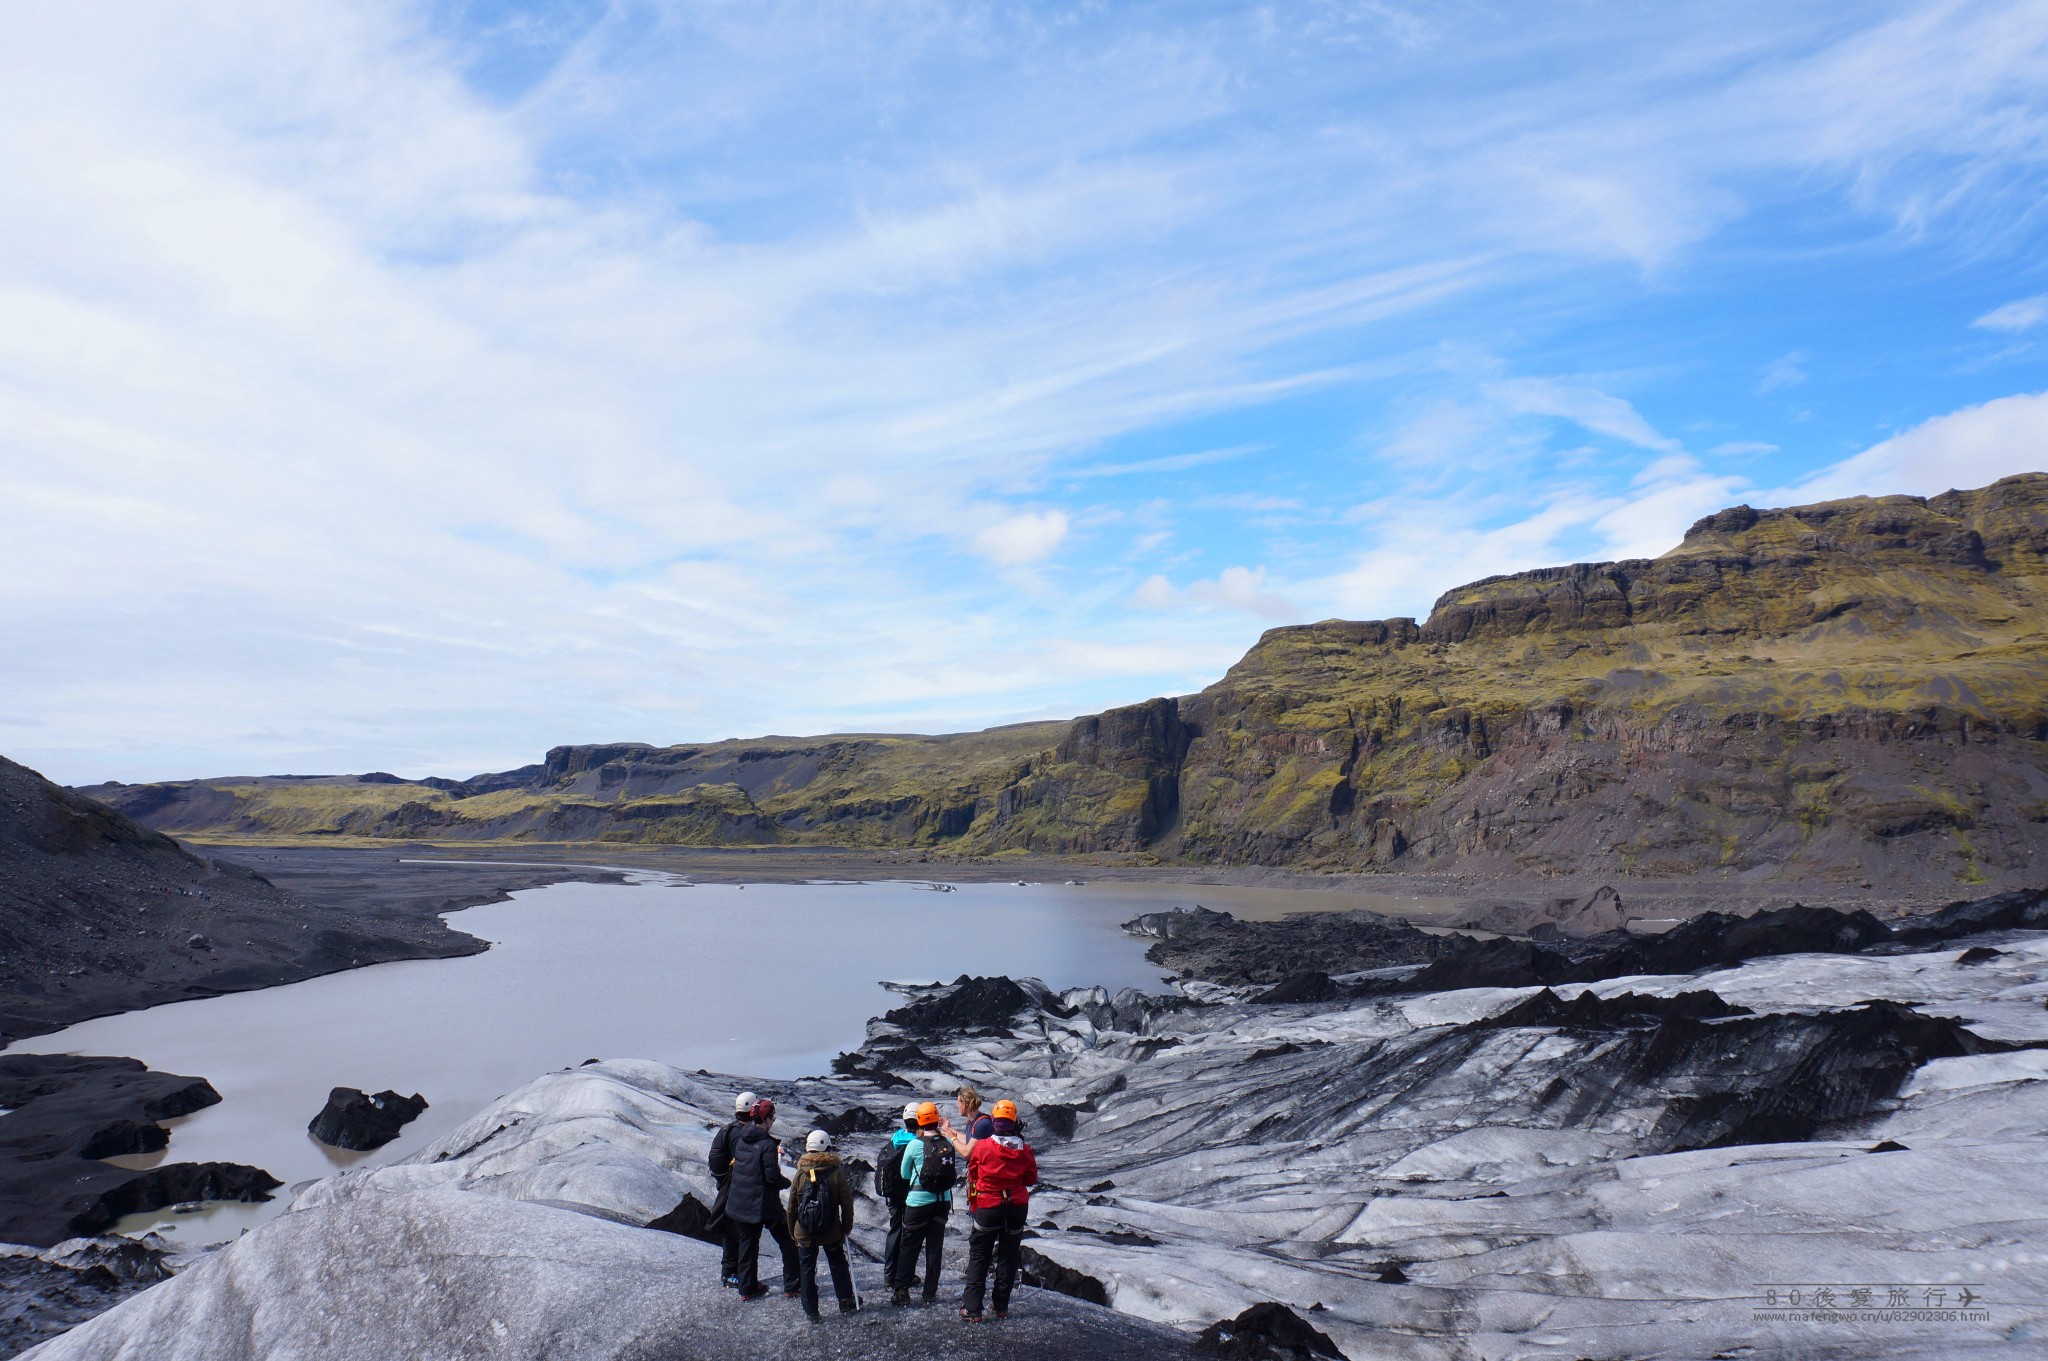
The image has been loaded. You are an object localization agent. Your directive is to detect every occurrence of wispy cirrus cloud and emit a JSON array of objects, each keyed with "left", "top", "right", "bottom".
[
  {"left": 1974, "top": 295, "right": 2048, "bottom": 332},
  {"left": 1, "top": 1, "right": 2046, "bottom": 783}
]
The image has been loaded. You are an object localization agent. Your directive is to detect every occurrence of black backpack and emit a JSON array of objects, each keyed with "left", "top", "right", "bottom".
[
  {"left": 917, "top": 1133, "right": 958, "bottom": 1194},
  {"left": 876, "top": 1139, "right": 909, "bottom": 1203},
  {"left": 795, "top": 1166, "right": 836, "bottom": 1236}
]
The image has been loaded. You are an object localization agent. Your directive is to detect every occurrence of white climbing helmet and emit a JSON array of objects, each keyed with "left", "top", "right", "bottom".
[
  {"left": 806, "top": 1129, "right": 832, "bottom": 1153},
  {"left": 734, "top": 1090, "right": 758, "bottom": 1114}
]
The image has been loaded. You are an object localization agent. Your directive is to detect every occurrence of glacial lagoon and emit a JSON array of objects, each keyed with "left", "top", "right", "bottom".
[{"left": 9, "top": 874, "right": 1449, "bottom": 1242}]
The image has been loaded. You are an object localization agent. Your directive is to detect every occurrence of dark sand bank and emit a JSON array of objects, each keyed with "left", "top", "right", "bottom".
[{"left": 203, "top": 838, "right": 1958, "bottom": 916}]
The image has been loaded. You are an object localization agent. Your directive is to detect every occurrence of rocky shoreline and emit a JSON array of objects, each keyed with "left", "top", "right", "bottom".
[
  {"left": 1, "top": 758, "right": 635, "bottom": 1048},
  {"left": 0, "top": 1056, "right": 279, "bottom": 1249},
  {"left": 18, "top": 886, "right": 2048, "bottom": 1359}
]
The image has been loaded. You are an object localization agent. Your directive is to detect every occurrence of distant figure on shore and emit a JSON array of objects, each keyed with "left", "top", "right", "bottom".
[
  {"left": 725, "top": 1098, "right": 799, "bottom": 1301},
  {"left": 706, "top": 1090, "right": 757, "bottom": 1287},
  {"left": 878, "top": 1101, "right": 920, "bottom": 1296},
  {"left": 959, "top": 1100, "right": 1038, "bottom": 1322},
  {"left": 894, "top": 1101, "right": 958, "bottom": 1306},
  {"left": 788, "top": 1129, "right": 860, "bottom": 1321}
]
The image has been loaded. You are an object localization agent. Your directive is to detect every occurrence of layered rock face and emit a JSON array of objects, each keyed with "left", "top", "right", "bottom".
[
  {"left": 1157, "top": 475, "right": 2048, "bottom": 884},
  {"left": 87, "top": 475, "right": 2048, "bottom": 887}
]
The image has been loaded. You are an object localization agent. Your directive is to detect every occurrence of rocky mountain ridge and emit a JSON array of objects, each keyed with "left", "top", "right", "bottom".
[{"left": 85, "top": 474, "right": 2048, "bottom": 888}]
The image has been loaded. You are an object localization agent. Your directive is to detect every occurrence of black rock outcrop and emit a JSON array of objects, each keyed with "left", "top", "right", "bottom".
[
  {"left": 1484, "top": 988, "right": 1750, "bottom": 1029},
  {"left": 883, "top": 975, "right": 1037, "bottom": 1032},
  {"left": 1892, "top": 886, "right": 2048, "bottom": 943},
  {"left": 1456, "top": 995, "right": 2012, "bottom": 1153},
  {"left": 67, "top": 1163, "right": 283, "bottom": 1238},
  {"left": 1021, "top": 1246, "right": 1111, "bottom": 1306},
  {"left": 1194, "top": 1302, "right": 1343, "bottom": 1359},
  {"left": 1125, "top": 908, "right": 1448, "bottom": 985},
  {"left": 1166, "top": 889, "right": 2048, "bottom": 1001},
  {"left": 813, "top": 1104, "right": 888, "bottom": 1136},
  {"left": 1587, "top": 904, "right": 1893, "bottom": 977},
  {"left": 1252, "top": 972, "right": 1338, "bottom": 1004},
  {"left": 307, "top": 1088, "right": 429, "bottom": 1151},
  {"left": 643, "top": 1193, "right": 721, "bottom": 1244},
  {"left": 0, "top": 1054, "right": 280, "bottom": 1247}
]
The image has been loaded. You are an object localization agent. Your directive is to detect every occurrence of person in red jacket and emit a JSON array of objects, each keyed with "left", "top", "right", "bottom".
[{"left": 958, "top": 1099, "right": 1038, "bottom": 1322}]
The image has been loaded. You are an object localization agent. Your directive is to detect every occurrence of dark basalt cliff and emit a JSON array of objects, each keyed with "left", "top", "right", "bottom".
[{"left": 85, "top": 475, "right": 2048, "bottom": 888}]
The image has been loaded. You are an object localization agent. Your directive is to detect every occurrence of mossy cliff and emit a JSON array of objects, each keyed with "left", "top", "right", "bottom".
[{"left": 88, "top": 475, "right": 2048, "bottom": 887}]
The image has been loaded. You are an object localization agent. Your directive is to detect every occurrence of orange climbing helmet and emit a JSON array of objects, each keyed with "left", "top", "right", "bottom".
[
  {"left": 991, "top": 1099, "right": 1018, "bottom": 1121},
  {"left": 917, "top": 1101, "right": 941, "bottom": 1127}
]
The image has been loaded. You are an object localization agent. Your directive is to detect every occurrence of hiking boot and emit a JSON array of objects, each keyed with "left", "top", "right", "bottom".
[
  {"left": 960, "top": 1308, "right": 983, "bottom": 1323},
  {"left": 737, "top": 1285, "right": 770, "bottom": 1303},
  {"left": 891, "top": 1288, "right": 912, "bottom": 1308},
  {"left": 839, "top": 1297, "right": 861, "bottom": 1315},
  {"left": 921, "top": 1292, "right": 937, "bottom": 1307},
  {"left": 784, "top": 1287, "right": 801, "bottom": 1299},
  {"left": 804, "top": 1310, "right": 823, "bottom": 1324},
  {"left": 993, "top": 1309, "right": 1009, "bottom": 1320}
]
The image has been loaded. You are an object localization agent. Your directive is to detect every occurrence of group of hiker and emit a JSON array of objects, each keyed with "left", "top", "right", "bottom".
[{"left": 704, "top": 1085, "right": 1040, "bottom": 1324}]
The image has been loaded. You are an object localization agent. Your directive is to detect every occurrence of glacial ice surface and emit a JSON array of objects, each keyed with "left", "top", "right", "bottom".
[{"left": 24, "top": 932, "right": 2048, "bottom": 1359}]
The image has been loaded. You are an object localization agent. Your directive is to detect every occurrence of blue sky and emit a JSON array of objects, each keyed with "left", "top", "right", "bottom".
[{"left": 3, "top": 0, "right": 2047, "bottom": 784}]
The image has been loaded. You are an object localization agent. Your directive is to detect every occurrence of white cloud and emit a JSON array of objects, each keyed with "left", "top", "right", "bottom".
[
  {"left": 1484, "top": 377, "right": 1681, "bottom": 453},
  {"left": 1973, "top": 295, "right": 2048, "bottom": 332},
  {"left": 1072, "top": 444, "right": 1263, "bottom": 478},
  {"left": 1375, "top": 400, "right": 1496, "bottom": 468},
  {"left": 1757, "top": 351, "right": 1808, "bottom": 394},
  {"left": 1131, "top": 566, "right": 1298, "bottom": 620},
  {"left": 1711, "top": 440, "right": 1780, "bottom": 456},
  {"left": 973, "top": 510, "right": 1070, "bottom": 565},
  {"left": 1131, "top": 575, "right": 1177, "bottom": 610},
  {"left": 3, "top": 3, "right": 2047, "bottom": 782},
  {"left": 1785, "top": 389, "right": 2048, "bottom": 502}
]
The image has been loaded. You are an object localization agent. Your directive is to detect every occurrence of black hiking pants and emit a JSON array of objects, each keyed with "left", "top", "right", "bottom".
[
  {"left": 881, "top": 1199, "right": 908, "bottom": 1287},
  {"left": 899, "top": 1200, "right": 950, "bottom": 1298},
  {"left": 729, "top": 1213, "right": 799, "bottom": 1294},
  {"left": 798, "top": 1240, "right": 856, "bottom": 1316},
  {"left": 715, "top": 1183, "right": 736, "bottom": 1281},
  {"left": 960, "top": 1203, "right": 1028, "bottom": 1315}
]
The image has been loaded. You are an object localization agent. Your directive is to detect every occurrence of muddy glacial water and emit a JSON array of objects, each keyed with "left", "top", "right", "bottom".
[{"left": 9, "top": 875, "right": 1454, "bottom": 1243}]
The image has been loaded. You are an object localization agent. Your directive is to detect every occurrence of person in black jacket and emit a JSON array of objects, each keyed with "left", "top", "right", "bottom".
[
  {"left": 707, "top": 1090, "right": 758, "bottom": 1287},
  {"left": 878, "top": 1101, "right": 920, "bottom": 1296},
  {"left": 726, "top": 1098, "right": 799, "bottom": 1301}
]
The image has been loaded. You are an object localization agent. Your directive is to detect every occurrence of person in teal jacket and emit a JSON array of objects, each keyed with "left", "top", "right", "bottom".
[{"left": 893, "top": 1102, "right": 954, "bottom": 1306}]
